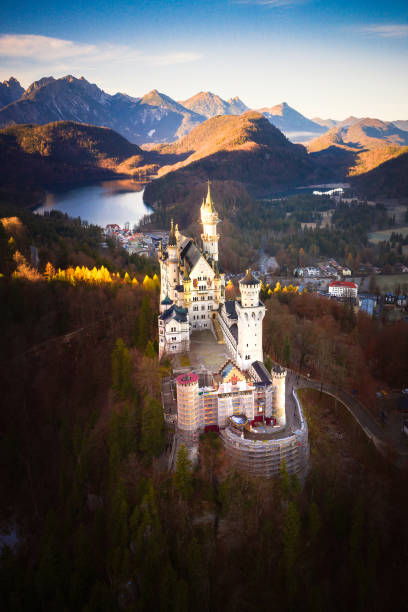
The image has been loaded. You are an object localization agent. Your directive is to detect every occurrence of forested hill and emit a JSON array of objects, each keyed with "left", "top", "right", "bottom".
[
  {"left": 144, "top": 111, "right": 319, "bottom": 210},
  {"left": 351, "top": 150, "right": 408, "bottom": 198},
  {"left": 307, "top": 118, "right": 408, "bottom": 177},
  {"left": 0, "top": 121, "right": 156, "bottom": 199}
]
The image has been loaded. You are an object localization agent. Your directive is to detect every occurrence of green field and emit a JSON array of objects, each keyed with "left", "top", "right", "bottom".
[
  {"left": 375, "top": 273, "right": 408, "bottom": 292},
  {"left": 368, "top": 226, "right": 408, "bottom": 244}
]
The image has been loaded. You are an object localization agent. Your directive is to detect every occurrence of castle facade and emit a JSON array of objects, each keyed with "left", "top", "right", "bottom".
[
  {"left": 158, "top": 184, "right": 309, "bottom": 477},
  {"left": 158, "top": 182, "right": 264, "bottom": 370}
]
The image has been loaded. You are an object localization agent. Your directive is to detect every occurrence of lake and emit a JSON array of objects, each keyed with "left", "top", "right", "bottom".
[{"left": 35, "top": 179, "right": 153, "bottom": 228}]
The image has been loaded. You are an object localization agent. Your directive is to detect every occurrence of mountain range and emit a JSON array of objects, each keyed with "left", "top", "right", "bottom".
[
  {"left": 0, "top": 76, "right": 204, "bottom": 144},
  {"left": 1, "top": 75, "right": 407, "bottom": 150},
  {"left": 0, "top": 77, "right": 25, "bottom": 108},
  {"left": 1, "top": 74, "right": 408, "bottom": 207},
  {"left": 258, "top": 102, "right": 327, "bottom": 142},
  {"left": 179, "top": 91, "right": 248, "bottom": 118},
  {"left": 307, "top": 118, "right": 408, "bottom": 176}
]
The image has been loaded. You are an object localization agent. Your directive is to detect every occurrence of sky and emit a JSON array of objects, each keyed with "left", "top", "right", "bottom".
[{"left": 0, "top": 0, "right": 407, "bottom": 120}]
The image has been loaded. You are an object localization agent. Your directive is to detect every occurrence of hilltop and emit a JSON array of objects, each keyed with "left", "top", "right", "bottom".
[
  {"left": 351, "top": 150, "right": 408, "bottom": 198},
  {"left": 0, "top": 77, "right": 24, "bottom": 108},
  {"left": 308, "top": 118, "right": 408, "bottom": 175},
  {"left": 143, "top": 111, "right": 320, "bottom": 224},
  {"left": 180, "top": 91, "right": 248, "bottom": 118},
  {"left": 0, "top": 121, "right": 155, "bottom": 199},
  {"left": 258, "top": 102, "right": 327, "bottom": 141}
]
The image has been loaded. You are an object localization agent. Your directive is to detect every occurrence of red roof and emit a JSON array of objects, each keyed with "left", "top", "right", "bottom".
[
  {"left": 329, "top": 281, "right": 357, "bottom": 288},
  {"left": 177, "top": 373, "right": 199, "bottom": 385}
]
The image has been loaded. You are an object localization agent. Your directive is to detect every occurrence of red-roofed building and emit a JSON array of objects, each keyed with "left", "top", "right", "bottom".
[{"left": 328, "top": 280, "right": 358, "bottom": 298}]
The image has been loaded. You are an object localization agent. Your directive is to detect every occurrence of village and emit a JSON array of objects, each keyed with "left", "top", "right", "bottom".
[{"left": 104, "top": 222, "right": 408, "bottom": 322}]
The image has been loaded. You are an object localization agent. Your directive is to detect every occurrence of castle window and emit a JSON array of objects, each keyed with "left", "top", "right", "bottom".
[
  {"left": 193, "top": 305, "right": 198, "bottom": 311},
  {"left": 201, "top": 315, "right": 205, "bottom": 319},
  {"left": 201, "top": 305, "right": 205, "bottom": 310}
]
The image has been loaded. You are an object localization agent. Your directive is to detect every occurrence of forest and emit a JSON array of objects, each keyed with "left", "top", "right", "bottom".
[{"left": 1, "top": 202, "right": 408, "bottom": 611}]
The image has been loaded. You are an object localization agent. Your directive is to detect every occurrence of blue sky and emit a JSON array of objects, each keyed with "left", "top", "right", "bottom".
[{"left": 0, "top": 0, "right": 407, "bottom": 119}]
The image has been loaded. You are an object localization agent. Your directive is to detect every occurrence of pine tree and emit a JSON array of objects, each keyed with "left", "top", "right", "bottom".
[
  {"left": 283, "top": 501, "right": 301, "bottom": 575},
  {"left": 111, "top": 338, "right": 133, "bottom": 399},
  {"left": 284, "top": 334, "right": 291, "bottom": 366},
  {"left": 136, "top": 295, "right": 153, "bottom": 350},
  {"left": 174, "top": 445, "right": 193, "bottom": 500},
  {"left": 144, "top": 340, "right": 156, "bottom": 358},
  {"left": 140, "top": 396, "right": 165, "bottom": 460},
  {"left": 279, "top": 459, "right": 291, "bottom": 499}
]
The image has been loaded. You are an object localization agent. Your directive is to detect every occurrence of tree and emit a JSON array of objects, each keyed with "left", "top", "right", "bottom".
[
  {"left": 111, "top": 338, "right": 133, "bottom": 399},
  {"left": 144, "top": 340, "right": 156, "bottom": 358},
  {"left": 44, "top": 261, "right": 55, "bottom": 280},
  {"left": 135, "top": 295, "right": 154, "bottom": 350},
  {"left": 283, "top": 501, "right": 301, "bottom": 577},
  {"left": 140, "top": 395, "right": 165, "bottom": 460},
  {"left": 284, "top": 334, "right": 291, "bottom": 367},
  {"left": 174, "top": 445, "right": 193, "bottom": 500}
]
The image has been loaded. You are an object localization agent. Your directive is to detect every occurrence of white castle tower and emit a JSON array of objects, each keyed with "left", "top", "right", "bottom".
[
  {"left": 165, "top": 219, "right": 179, "bottom": 303},
  {"left": 200, "top": 181, "right": 220, "bottom": 262},
  {"left": 271, "top": 366, "right": 287, "bottom": 427},
  {"left": 176, "top": 372, "right": 201, "bottom": 444},
  {"left": 236, "top": 269, "right": 266, "bottom": 370}
]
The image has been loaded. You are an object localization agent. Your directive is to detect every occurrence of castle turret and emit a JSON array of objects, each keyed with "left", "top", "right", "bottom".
[
  {"left": 167, "top": 219, "right": 179, "bottom": 302},
  {"left": 160, "top": 294, "right": 173, "bottom": 314},
  {"left": 236, "top": 269, "right": 265, "bottom": 370},
  {"left": 200, "top": 181, "right": 220, "bottom": 261},
  {"left": 271, "top": 366, "right": 287, "bottom": 427},
  {"left": 176, "top": 373, "right": 201, "bottom": 444}
]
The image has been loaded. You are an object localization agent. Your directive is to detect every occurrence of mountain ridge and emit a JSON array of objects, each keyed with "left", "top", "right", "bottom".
[
  {"left": 180, "top": 91, "right": 248, "bottom": 118},
  {"left": 0, "top": 76, "right": 205, "bottom": 145},
  {"left": 258, "top": 102, "right": 327, "bottom": 142},
  {"left": 0, "top": 77, "right": 25, "bottom": 109}
]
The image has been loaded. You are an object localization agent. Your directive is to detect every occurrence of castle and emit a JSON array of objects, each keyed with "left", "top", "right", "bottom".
[
  {"left": 159, "top": 182, "right": 264, "bottom": 370},
  {"left": 159, "top": 183, "right": 309, "bottom": 477}
]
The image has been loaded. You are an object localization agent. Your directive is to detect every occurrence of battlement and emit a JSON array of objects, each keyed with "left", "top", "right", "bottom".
[{"left": 271, "top": 366, "right": 287, "bottom": 379}]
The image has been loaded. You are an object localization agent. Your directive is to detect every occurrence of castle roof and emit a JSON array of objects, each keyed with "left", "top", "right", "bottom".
[
  {"left": 240, "top": 268, "right": 259, "bottom": 286},
  {"left": 224, "top": 300, "right": 238, "bottom": 320},
  {"left": 202, "top": 180, "right": 216, "bottom": 214},
  {"left": 180, "top": 239, "right": 201, "bottom": 269},
  {"left": 252, "top": 361, "right": 272, "bottom": 384},
  {"left": 161, "top": 295, "right": 172, "bottom": 305},
  {"left": 168, "top": 219, "right": 177, "bottom": 246},
  {"left": 159, "top": 304, "right": 188, "bottom": 323}
]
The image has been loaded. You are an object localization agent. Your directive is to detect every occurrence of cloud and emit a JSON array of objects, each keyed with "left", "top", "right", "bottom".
[
  {"left": 357, "top": 24, "right": 408, "bottom": 38},
  {"left": 0, "top": 34, "right": 201, "bottom": 66},
  {"left": 0, "top": 34, "right": 96, "bottom": 59}
]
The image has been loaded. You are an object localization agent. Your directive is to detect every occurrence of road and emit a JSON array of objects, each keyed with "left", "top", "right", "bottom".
[{"left": 290, "top": 372, "right": 408, "bottom": 466}]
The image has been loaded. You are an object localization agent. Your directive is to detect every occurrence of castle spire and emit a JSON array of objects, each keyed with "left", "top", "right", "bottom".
[
  {"left": 168, "top": 218, "right": 176, "bottom": 246},
  {"left": 205, "top": 180, "right": 215, "bottom": 212}
]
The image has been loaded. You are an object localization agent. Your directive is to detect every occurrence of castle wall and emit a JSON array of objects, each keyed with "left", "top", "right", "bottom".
[{"left": 221, "top": 390, "right": 309, "bottom": 479}]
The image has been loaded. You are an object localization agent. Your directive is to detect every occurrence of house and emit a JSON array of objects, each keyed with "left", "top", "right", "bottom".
[{"left": 328, "top": 281, "right": 358, "bottom": 299}]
